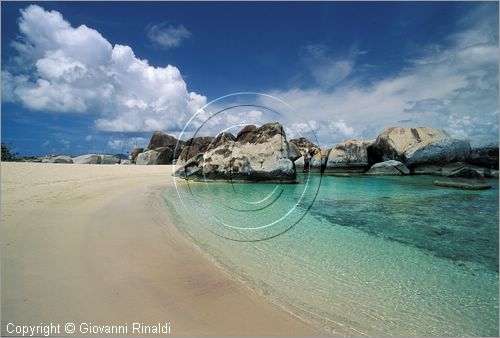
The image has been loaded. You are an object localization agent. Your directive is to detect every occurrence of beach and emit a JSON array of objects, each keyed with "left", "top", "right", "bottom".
[{"left": 0, "top": 162, "right": 319, "bottom": 336}]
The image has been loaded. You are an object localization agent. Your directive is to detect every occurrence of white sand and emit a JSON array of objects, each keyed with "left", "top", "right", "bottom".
[{"left": 0, "top": 162, "right": 319, "bottom": 336}]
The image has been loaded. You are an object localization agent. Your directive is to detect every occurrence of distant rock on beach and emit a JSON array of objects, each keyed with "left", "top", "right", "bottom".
[
  {"left": 174, "top": 122, "right": 296, "bottom": 182},
  {"left": 72, "top": 154, "right": 101, "bottom": 164},
  {"left": 133, "top": 131, "right": 184, "bottom": 165},
  {"left": 71, "top": 154, "right": 119, "bottom": 164},
  {"left": 31, "top": 124, "right": 496, "bottom": 181},
  {"left": 325, "top": 139, "right": 373, "bottom": 174},
  {"left": 42, "top": 155, "right": 73, "bottom": 164}
]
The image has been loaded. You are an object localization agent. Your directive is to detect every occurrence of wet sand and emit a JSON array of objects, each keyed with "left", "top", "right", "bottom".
[{"left": 1, "top": 162, "right": 320, "bottom": 336}]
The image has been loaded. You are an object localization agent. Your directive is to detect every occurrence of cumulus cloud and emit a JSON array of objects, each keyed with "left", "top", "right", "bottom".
[
  {"left": 146, "top": 22, "right": 192, "bottom": 48},
  {"left": 271, "top": 4, "right": 498, "bottom": 145},
  {"left": 285, "top": 119, "right": 357, "bottom": 147},
  {"left": 3, "top": 5, "right": 206, "bottom": 132},
  {"left": 107, "top": 139, "right": 124, "bottom": 150},
  {"left": 299, "top": 44, "right": 355, "bottom": 88}
]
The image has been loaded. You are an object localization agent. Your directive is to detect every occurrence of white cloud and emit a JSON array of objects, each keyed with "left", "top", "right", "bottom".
[
  {"left": 299, "top": 44, "right": 355, "bottom": 88},
  {"left": 107, "top": 139, "right": 124, "bottom": 150},
  {"left": 107, "top": 136, "right": 149, "bottom": 152},
  {"left": 4, "top": 5, "right": 206, "bottom": 133},
  {"left": 146, "top": 22, "right": 192, "bottom": 48},
  {"left": 270, "top": 5, "right": 498, "bottom": 146},
  {"left": 85, "top": 135, "right": 92, "bottom": 142},
  {"left": 42, "top": 140, "right": 50, "bottom": 147},
  {"left": 285, "top": 119, "right": 356, "bottom": 147}
]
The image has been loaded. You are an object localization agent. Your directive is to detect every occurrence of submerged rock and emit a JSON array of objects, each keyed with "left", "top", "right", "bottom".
[
  {"left": 366, "top": 160, "right": 410, "bottom": 175},
  {"left": 412, "top": 162, "right": 497, "bottom": 178},
  {"left": 174, "top": 122, "right": 296, "bottom": 182},
  {"left": 368, "top": 127, "right": 470, "bottom": 167},
  {"left": 433, "top": 179, "right": 491, "bottom": 190},
  {"left": 325, "top": 139, "right": 373, "bottom": 173},
  {"left": 447, "top": 167, "right": 483, "bottom": 179}
]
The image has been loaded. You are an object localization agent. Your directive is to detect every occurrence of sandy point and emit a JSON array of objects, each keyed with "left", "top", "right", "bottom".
[{"left": 1, "top": 162, "right": 320, "bottom": 336}]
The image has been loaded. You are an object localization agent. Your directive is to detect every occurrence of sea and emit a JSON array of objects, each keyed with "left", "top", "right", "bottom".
[{"left": 162, "top": 173, "right": 499, "bottom": 336}]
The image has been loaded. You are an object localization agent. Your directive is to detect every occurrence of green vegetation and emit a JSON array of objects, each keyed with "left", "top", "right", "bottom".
[{"left": 1, "top": 143, "right": 19, "bottom": 161}]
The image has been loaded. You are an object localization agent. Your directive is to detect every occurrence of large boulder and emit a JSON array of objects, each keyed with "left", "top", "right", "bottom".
[
  {"left": 289, "top": 137, "right": 320, "bottom": 157},
  {"left": 177, "top": 136, "right": 215, "bottom": 166},
  {"left": 366, "top": 160, "right": 410, "bottom": 176},
  {"left": 368, "top": 127, "right": 470, "bottom": 167},
  {"left": 295, "top": 156, "right": 305, "bottom": 170},
  {"left": 131, "top": 147, "right": 144, "bottom": 163},
  {"left": 289, "top": 137, "right": 321, "bottom": 170},
  {"left": 155, "top": 147, "right": 174, "bottom": 165},
  {"left": 72, "top": 154, "right": 101, "bottom": 164},
  {"left": 468, "top": 140, "right": 499, "bottom": 169},
  {"left": 288, "top": 142, "right": 302, "bottom": 162},
  {"left": 146, "top": 131, "right": 184, "bottom": 160},
  {"left": 325, "top": 140, "right": 373, "bottom": 173},
  {"left": 136, "top": 150, "right": 158, "bottom": 165},
  {"left": 49, "top": 155, "right": 73, "bottom": 164},
  {"left": 100, "top": 155, "right": 120, "bottom": 164},
  {"left": 147, "top": 131, "right": 178, "bottom": 150},
  {"left": 310, "top": 148, "right": 331, "bottom": 172},
  {"left": 174, "top": 122, "right": 296, "bottom": 182}
]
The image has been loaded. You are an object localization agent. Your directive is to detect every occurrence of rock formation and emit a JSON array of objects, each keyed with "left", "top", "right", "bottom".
[
  {"left": 368, "top": 127, "right": 470, "bottom": 167},
  {"left": 468, "top": 139, "right": 499, "bottom": 169},
  {"left": 289, "top": 137, "right": 321, "bottom": 170},
  {"left": 325, "top": 139, "right": 373, "bottom": 173},
  {"left": 310, "top": 148, "right": 331, "bottom": 172},
  {"left": 174, "top": 122, "right": 296, "bottom": 182},
  {"left": 42, "top": 155, "right": 73, "bottom": 164},
  {"left": 136, "top": 150, "right": 159, "bottom": 165},
  {"left": 99, "top": 155, "right": 120, "bottom": 164},
  {"left": 176, "top": 136, "right": 215, "bottom": 167},
  {"left": 366, "top": 160, "right": 410, "bottom": 175},
  {"left": 72, "top": 154, "right": 101, "bottom": 164},
  {"left": 131, "top": 147, "right": 144, "bottom": 163}
]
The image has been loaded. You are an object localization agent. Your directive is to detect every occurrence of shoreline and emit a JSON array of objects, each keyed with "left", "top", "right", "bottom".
[
  {"left": 161, "top": 187, "right": 364, "bottom": 336},
  {"left": 1, "top": 162, "right": 320, "bottom": 336}
]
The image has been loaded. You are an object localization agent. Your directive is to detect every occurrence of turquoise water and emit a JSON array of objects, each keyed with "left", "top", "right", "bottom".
[{"left": 162, "top": 174, "right": 499, "bottom": 336}]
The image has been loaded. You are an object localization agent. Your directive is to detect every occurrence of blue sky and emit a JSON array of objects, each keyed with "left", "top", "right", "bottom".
[{"left": 1, "top": 1, "right": 498, "bottom": 156}]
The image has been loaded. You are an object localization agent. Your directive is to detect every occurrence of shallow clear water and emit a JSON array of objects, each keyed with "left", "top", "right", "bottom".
[{"left": 162, "top": 174, "right": 499, "bottom": 336}]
